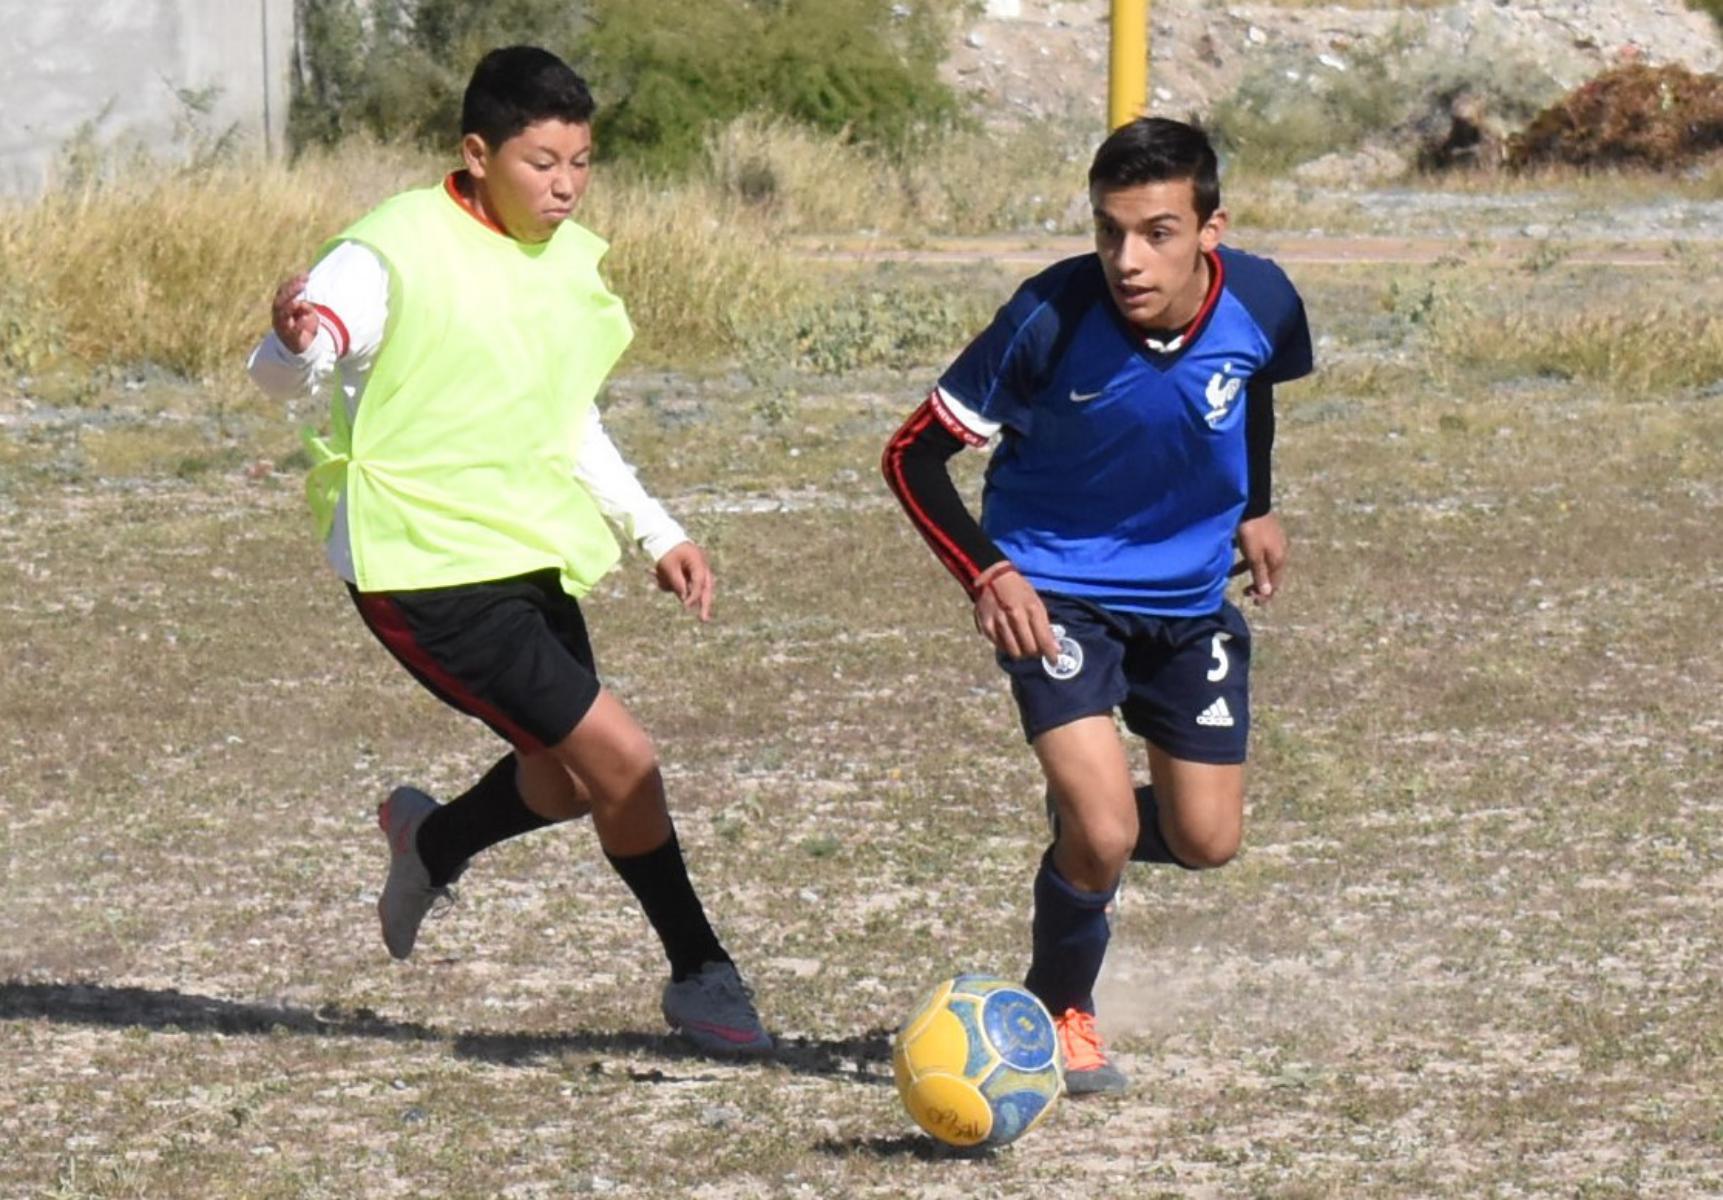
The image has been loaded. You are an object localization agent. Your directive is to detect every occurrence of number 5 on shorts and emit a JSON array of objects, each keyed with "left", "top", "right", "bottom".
[{"left": 1206, "top": 632, "right": 1232, "bottom": 683}]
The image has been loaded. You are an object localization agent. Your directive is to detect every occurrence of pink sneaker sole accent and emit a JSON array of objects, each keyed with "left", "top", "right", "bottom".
[{"left": 681, "top": 1019, "right": 767, "bottom": 1045}]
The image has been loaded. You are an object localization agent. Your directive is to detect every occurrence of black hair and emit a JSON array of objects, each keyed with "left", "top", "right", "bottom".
[
  {"left": 461, "top": 46, "right": 595, "bottom": 150},
  {"left": 1088, "top": 117, "right": 1221, "bottom": 223}
]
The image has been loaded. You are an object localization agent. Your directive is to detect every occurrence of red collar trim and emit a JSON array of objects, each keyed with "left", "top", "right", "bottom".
[
  {"left": 1185, "top": 249, "right": 1225, "bottom": 338},
  {"left": 444, "top": 172, "right": 510, "bottom": 237},
  {"left": 1143, "top": 250, "right": 1225, "bottom": 353}
]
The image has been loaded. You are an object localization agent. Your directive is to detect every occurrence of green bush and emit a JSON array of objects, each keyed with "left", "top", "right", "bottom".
[
  {"left": 291, "top": 0, "right": 961, "bottom": 171},
  {"left": 291, "top": 0, "right": 592, "bottom": 148},
  {"left": 587, "top": 0, "right": 959, "bottom": 171}
]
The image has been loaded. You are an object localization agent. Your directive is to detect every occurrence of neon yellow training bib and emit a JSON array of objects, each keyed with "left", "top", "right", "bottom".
[{"left": 302, "top": 184, "right": 632, "bottom": 597}]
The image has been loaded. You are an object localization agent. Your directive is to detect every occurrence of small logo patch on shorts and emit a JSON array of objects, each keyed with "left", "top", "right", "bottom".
[
  {"left": 1042, "top": 624, "right": 1084, "bottom": 681},
  {"left": 1196, "top": 697, "right": 1235, "bottom": 727}
]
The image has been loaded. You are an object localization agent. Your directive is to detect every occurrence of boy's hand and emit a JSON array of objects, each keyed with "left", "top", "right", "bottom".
[
  {"left": 974, "top": 568, "right": 1061, "bottom": 661},
  {"left": 270, "top": 273, "right": 320, "bottom": 355},
  {"left": 654, "top": 541, "right": 714, "bottom": 622},
  {"left": 1236, "top": 513, "right": 1288, "bottom": 605}
]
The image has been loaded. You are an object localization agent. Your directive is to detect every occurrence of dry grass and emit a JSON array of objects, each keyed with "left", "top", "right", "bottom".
[
  {"left": 579, "top": 176, "right": 804, "bottom": 365},
  {"left": 0, "top": 138, "right": 804, "bottom": 388},
  {"left": 1403, "top": 159, "right": 1723, "bottom": 201},
  {"left": 705, "top": 115, "right": 1089, "bottom": 236},
  {"left": 0, "top": 121, "right": 1091, "bottom": 392},
  {"left": 0, "top": 143, "right": 426, "bottom": 387},
  {"left": 1384, "top": 262, "right": 1723, "bottom": 393},
  {"left": 6, "top": 121, "right": 1719, "bottom": 400}
]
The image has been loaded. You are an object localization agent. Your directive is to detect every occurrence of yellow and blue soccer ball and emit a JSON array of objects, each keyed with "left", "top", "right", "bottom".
[{"left": 891, "top": 973, "right": 1063, "bottom": 1147}]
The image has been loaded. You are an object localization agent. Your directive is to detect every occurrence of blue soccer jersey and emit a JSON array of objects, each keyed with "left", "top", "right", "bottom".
[{"left": 935, "top": 246, "right": 1312, "bottom": 616}]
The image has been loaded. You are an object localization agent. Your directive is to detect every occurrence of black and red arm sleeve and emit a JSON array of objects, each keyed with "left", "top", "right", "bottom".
[
  {"left": 1243, "top": 377, "right": 1275, "bottom": 520},
  {"left": 882, "top": 395, "right": 1010, "bottom": 599}
]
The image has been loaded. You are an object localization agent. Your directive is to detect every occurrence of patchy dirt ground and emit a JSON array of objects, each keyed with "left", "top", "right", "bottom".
[{"left": 2, "top": 237, "right": 1720, "bottom": 1196}]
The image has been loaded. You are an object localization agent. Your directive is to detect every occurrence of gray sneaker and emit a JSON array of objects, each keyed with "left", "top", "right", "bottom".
[
  {"left": 661, "top": 962, "right": 773, "bottom": 1056},
  {"left": 1055, "top": 1008, "right": 1130, "bottom": 1097},
  {"left": 376, "top": 786, "right": 459, "bottom": 961}
]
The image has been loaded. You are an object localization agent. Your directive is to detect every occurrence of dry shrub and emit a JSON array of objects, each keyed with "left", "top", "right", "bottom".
[
  {"left": 704, "top": 115, "right": 1086, "bottom": 235},
  {"left": 1509, "top": 65, "right": 1723, "bottom": 171},
  {"left": 0, "top": 140, "right": 431, "bottom": 386},
  {"left": 0, "top": 116, "right": 1083, "bottom": 390},
  {"left": 706, "top": 117, "right": 910, "bottom": 231},
  {"left": 1408, "top": 277, "right": 1723, "bottom": 395},
  {"left": 578, "top": 176, "right": 801, "bottom": 364},
  {"left": 0, "top": 139, "right": 801, "bottom": 386}
]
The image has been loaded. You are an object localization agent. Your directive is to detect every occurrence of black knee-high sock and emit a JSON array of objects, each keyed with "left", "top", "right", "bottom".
[
  {"left": 606, "top": 829, "right": 730, "bottom": 982},
  {"left": 1023, "top": 848, "right": 1117, "bottom": 1017},
  {"left": 415, "top": 755, "right": 551, "bottom": 887},
  {"left": 1132, "top": 784, "right": 1197, "bottom": 868}
]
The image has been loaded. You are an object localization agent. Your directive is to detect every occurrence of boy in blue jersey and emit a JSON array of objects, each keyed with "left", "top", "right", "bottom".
[{"left": 882, "top": 117, "right": 1312, "bottom": 1094}]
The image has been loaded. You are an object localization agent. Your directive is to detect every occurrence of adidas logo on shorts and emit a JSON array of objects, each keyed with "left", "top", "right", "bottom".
[{"left": 1195, "top": 697, "right": 1235, "bottom": 728}]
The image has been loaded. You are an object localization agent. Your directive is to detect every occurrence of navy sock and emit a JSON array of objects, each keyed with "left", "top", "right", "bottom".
[
  {"left": 1023, "top": 848, "right": 1117, "bottom": 1017},
  {"left": 415, "top": 755, "right": 551, "bottom": 887},
  {"left": 606, "top": 829, "right": 730, "bottom": 982},
  {"left": 1132, "top": 784, "right": 1197, "bottom": 868}
]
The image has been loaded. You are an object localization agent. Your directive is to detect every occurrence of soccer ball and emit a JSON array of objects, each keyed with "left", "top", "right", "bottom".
[{"left": 891, "top": 973, "right": 1063, "bottom": 1147}]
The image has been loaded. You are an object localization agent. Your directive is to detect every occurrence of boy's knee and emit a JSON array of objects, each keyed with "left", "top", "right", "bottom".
[
  {"left": 552, "top": 729, "right": 660, "bottom": 807},
  {"left": 1057, "top": 817, "right": 1135, "bottom": 889},
  {"left": 613, "top": 735, "right": 660, "bottom": 781},
  {"left": 604, "top": 752, "right": 662, "bottom": 803},
  {"left": 1175, "top": 827, "right": 1240, "bottom": 870}
]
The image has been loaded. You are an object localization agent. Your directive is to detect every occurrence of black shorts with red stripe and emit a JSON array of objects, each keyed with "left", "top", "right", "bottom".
[{"left": 349, "top": 568, "right": 601, "bottom": 753}]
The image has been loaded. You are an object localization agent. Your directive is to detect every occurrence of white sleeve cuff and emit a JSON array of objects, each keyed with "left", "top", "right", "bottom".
[
  {"left": 246, "top": 326, "right": 338, "bottom": 398},
  {"left": 640, "top": 525, "right": 691, "bottom": 563},
  {"left": 932, "top": 386, "right": 1000, "bottom": 444},
  {"left": 303, "top": 242, "right": 390, "bottom": 362},
  {"left": 572, "top": 407, "right": 688, "bottom": 556}
]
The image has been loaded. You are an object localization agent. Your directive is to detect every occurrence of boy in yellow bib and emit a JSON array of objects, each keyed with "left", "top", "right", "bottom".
[{"left": 247, "top": 46, "right": 769, "bottom": 1055}]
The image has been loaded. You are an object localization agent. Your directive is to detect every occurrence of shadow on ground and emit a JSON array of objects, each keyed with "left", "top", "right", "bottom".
[
  {"left": 0, "top": 979, "right": 893, "bottom": 1084},
  {"left": 814, "top": 1134, "right": 995, "bottom": 1162}
]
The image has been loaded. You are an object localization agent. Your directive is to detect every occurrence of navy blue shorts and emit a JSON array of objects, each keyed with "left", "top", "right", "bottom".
[
  {"left": 349, "top": 568, "right": 601, "bottom": 754},
  {"left": 997, "top": 593, "right": 1251, "bottom": 764}
]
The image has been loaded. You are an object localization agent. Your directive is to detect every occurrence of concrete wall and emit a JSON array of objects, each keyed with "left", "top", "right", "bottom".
[{"left": 0, "top": 0, "right": 295, "bottom": 195}]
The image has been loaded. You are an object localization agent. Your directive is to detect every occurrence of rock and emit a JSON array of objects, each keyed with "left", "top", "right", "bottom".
[
  {"left": 1292, "top": 144, "right": 1411, "bottom": 186},
  {"left": 1415, "top": 89, "right": 1515, "bottom": 171},
  {"left": 965, "top": 31, "right": 985, "bottom": 50},
  {"left": 984, "top": 0, "right": 1021, "bottom": 17},
  {"left": 1247, "top": 25, "right": 1267, "bottom": 46}
]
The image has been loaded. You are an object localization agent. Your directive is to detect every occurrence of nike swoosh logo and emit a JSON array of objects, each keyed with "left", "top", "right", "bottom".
[{"left": 1069, "top": 390, "right": 1104, "bottom": 403}]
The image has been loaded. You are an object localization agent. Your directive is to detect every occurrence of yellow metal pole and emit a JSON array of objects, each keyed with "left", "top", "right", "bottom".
[{"left": 1108, "top": 0, "right": 1148, "bottom": 130}]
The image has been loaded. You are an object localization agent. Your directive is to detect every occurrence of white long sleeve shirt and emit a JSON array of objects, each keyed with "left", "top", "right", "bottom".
[{"left": 247, "top": 240, "right": 687, "bottom": 584}]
